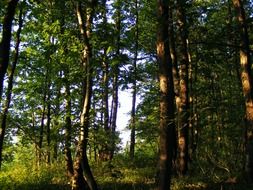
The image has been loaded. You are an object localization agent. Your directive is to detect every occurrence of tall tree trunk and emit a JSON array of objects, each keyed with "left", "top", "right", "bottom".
[
  {"left": 99, "top": 0, "right": 111, "bottom": 161},
  {"left": 156, "top": 0, "right": 176, "bottom": 189},
  {"left": 0, "top": 7, "right": 23, "bottom": 169},
  {"left": 129, "top": 0, "right": 139, "bottom": 160},
  {"left": 72, "top": 2, "right": 98, "bottom": 190},
  {"left": 168, "top": 1, "right": 179, "bottom": 96},
  {"left": 109, "top": 0, "right": 121, "bottom": 160},
  {"left": 0, "top": 0, "right": 19, "bottom": 100},
  {"left": 64, "top": 69, "right": 74, "bottom": 179},
  {"left": 232, "top": 0, "right": 253, "bottom": 182},
  {"left": 38, "top": 78, "right": 47, "bottom": 165},
  {"left": 176, "top": 0, "right": 190, "bottom": 176},
  {"left": 46, "top": 80, "right": 51, "bottom": 165}
]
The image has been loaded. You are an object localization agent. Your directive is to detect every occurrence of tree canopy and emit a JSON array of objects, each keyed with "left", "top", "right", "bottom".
[{"left": 0, "top": 0, "right": 253, "bottom": 189}]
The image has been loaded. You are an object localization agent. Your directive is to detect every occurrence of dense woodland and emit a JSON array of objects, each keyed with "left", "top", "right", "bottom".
[{"left": 1, "top": 0, "right": 253, "bottom": 189}]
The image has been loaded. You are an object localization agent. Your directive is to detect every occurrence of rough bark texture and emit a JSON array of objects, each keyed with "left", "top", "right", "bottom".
[
  {"left": 71, "top": 1, "right": 98, "bottom": 190},
  {"left": 156, "top": 0, "right": 176, "bottom": 189},
  {"left": 176, "top": 0, "right": 190, "bottom": 176},
  {"left": 0, "top": 7, "right": 22, "bottom": 169},
  {"left": 232, "top": 0, "right": 253, "bottom": 182},
  {"left": 0, "top": 0, "right": 19, "bottom": 100}
]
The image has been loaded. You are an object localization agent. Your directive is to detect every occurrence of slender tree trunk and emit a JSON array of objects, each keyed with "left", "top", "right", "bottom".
[
  {"left": 38, "top": 81, "right": 47, "bottom": 165},
  {"left": 232, "top": 0, "right": 253, "bottom": 182},
  {"left": 72, "top": 2, "right": 98, "bottom": 190},
  {"left": 46, "top": 81, "right": 51, "bottom": 165},
  {"left": 156, "top": 0, "right": 176, "bottom": 189},
  {"left": 99, "top": 0, "right": 111, "bottom": 161},
  {"left": 64, "top": 69, "right": 74, "bottom": 179},
  {"left": 109, "top": 1, "right": 121, "bottom": 159},
  {"left": 176, "top": 0, "right": 190, "bottom": 176},
  {"left": 168, "top": 1, "right": 179, "bottom": 96},
  {"left": 0, "top": 7, "right": 23, "bottom": 169},
  {"left": 129, "top": 0, "right": 139, "bottom": 160},
  {"left": 0, "top": 0, "right": 19, "bottom": 100}
]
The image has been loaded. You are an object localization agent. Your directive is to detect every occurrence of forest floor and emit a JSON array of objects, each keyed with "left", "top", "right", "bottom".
[{"left": 1, "top": 160, "right": 253, "bottom": 190}]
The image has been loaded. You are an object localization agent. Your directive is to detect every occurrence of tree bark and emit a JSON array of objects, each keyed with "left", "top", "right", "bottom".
[
  {"left": 109, "top": 0, "right": 121, "bottom": 159},
  {"left": 0, "top": 0, "right": 19, "bottom": 100},
  {"left": 99, "top": 0, "right": 111, "bottom": 161},
  {"left": 232, "top": 0, "right": 253, "bottom": 182},
  {"left": 156, "top": 0, "right": 176, "bottom": 189},
  {"left": 46, "top": 79, "right": 51, "bottom": 165},
  {"left": 72, "top": 1, "right": 98, "bottom": 190},
  {"left": 64, "top": 70, "right": 74, "bottom": 178},
  {"left": 0, "top": 7, "right": 23, "bottom": 169},
  {"left": 129, "top": 0, "right": 139, "bottom": 160},
  {"left": 176, "top": 0, "right": 190, "bottom": 176}
]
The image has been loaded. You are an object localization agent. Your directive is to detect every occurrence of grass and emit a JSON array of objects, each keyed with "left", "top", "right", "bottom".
[{"left": 1, "top": 160, "right": 253, "bottom": 190}]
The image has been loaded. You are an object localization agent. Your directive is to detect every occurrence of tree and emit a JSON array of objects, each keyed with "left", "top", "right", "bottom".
[
  {"left": 129, "top": 0, "right": 139, "bottom": 159},
  {"left": 0, "top": 0, "right": 19, "bottom": 100},
  {"left": 176, "top": 0, "right": 190, "bottom": 176},
  {"left": 71, "top": 1, "right": 98, "bottom": 189},
  {"left": 156, "top": 0, "right": 176, "bottom": 189},
  {"left": 0, "top": 5, "right": 23, "bottom": 169},
  {"left": 232, "top": 0, "right": 253, "bottom": 182}
]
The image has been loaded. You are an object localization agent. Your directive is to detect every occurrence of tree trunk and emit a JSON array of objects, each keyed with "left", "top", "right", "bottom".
[
  {"left": 156, "top": 0, "right": 176, "bottom": 189},
  {"left": 232, "top": 0, "right": 253, "bottom": 182},
  {"left": 129, "top": 0, "right": 139, "bottom": 160},
  {"left": 0, "top": 0, "right": 19, "bottom": 100},
  {"left": 109, "top": 1, "right": 121, "bottom": 160},
  {"left": 46, "top": 81, "right": 51, "bottom": 165},
  {"left": 99, "top": 0, "right": 111, "bottom": 161},
  {"left": 38, "top": 80, "right": 47, "bottom": 165},
  {"left": 64, "top": 69, "right": 74, "bottom": 179},
  {"left": 72, "top": 2, "right": 98, "bottom": 190},
  {"left": 176, "top": 0, "right": 190, "bottom": 176},
  {"left": 0, "top": 7, "right": 23, "bottom": 169}
]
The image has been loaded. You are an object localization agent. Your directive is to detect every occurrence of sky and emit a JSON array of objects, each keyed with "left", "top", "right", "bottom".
[{"left": 116, "top": 90, "right": 132, "bottom": 148}]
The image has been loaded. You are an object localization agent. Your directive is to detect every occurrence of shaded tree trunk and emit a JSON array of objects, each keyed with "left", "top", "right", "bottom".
[
  {"left": 232, "top": 0, "right": 253, "bottom": 182},
  {"left": 0, "top": 7, "right": 23, "bottom": 169},
  {"left": 129, "top": 0, "right": 139, "bottom": 160},
  {"left": 38, "top": 77, "right": 47, "bottom": 165},
  {"left": 156, "top": 0, "right": 176, "bottom": 189},
  {"left": 46, "top": 79, "right": 51, "bottom": 165},
  {"left": 0, "top": 0, "right": 19, "bottom": 100},
  {"left": 176, "top": 0, "right": 190, "bottom": 176},
  {"left": 64, "top": 70, "right": 74, "bottom": 179},
  {"left": 99, "top": 0, "right": 111, "bottom": 161},
  {"left": 109, "top": 0, "right": 121, "bottom": 159}
]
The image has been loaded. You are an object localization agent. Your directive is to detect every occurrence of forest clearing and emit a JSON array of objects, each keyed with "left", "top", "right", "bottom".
[{"left": 1, "top": 0, "right": 253, "bottom": 189}]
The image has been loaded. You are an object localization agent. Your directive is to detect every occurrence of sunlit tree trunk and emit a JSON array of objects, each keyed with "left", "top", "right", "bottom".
[
  {"left": 72, "top": 1, "right": 98, "bottom": 190},
  {"left": 232, "top": 0, "right": 253, "bottom": 181},
  {"left": 129, "top": 0, "right": 139, "bottom": 160},
  {"left": 0, "top": 0, "right": 19, "bottom": 100},
  {"left": 156, "top": 0, "right": 176, "bottom": 189},
  {"left": 0, "top": 7, "right": 23, "bottom": 169},
  {"left": 176, "top": 0, "right": 190, "bottom": 176}
]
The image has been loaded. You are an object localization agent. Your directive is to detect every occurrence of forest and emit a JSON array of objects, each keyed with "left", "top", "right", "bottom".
[{"left": 1, "top": 0, "right": 253, "bottom": 189}]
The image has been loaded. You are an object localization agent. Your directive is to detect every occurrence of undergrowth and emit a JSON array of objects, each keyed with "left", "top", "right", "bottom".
[{"left": 0, "top": 156, "right": 253, "bottom": 190}]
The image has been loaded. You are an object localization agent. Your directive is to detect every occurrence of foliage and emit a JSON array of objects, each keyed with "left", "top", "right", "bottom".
[{"left": 0, "top": 0, "right": 253, "bottom": 189}]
